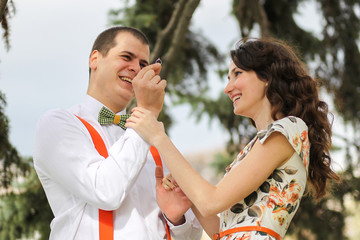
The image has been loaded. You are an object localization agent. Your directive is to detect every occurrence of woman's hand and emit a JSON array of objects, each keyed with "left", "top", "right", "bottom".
[
  {"left": 125, "top": 107, "right": 166, "bottom": 146},
  {"left": 162, "top": 173, "right": 178, "bottom": 190}
]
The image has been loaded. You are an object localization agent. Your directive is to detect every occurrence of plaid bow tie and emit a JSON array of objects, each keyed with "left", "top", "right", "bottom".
[{"left": 98, "top": 107, "right": 131, "bottom": 130}]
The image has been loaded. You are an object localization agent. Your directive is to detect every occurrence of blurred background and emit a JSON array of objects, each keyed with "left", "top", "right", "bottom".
[{"left": 0, "top": 0, "right": 359, "bottom": 239}]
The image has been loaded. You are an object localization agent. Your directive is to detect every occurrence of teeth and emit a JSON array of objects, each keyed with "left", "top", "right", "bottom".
[
  {"left": 120, "top": 77, "right": 132, "bottom": 83},
  {"left": 233, "top": 95, "right": 241, "bottom": 102}
]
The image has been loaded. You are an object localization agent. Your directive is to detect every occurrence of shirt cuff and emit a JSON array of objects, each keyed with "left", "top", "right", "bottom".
[
  {"left": 125, "top": 128, "right": 151, "bottom": 148},
  {"left": 162, "top": 211, "right": 194, "bottom": 235}
]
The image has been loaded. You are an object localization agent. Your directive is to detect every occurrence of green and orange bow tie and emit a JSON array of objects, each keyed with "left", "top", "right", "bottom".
[{"left": 98, "top": 107, "right": 131, "bottom": 130}]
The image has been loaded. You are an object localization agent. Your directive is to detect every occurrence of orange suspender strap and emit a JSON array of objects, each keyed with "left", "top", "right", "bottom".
[
  {"left": 150, "top": 146, "right": 172, "bottom": 239},
  {"left": 76, "top": 116, "right": 171, "bottom": 240},
  {"left": 150, "top": 145, "right": 163, "bottom": 168},
  {"left": 75, "top": 116, "right": 113, "bottom": 240},
  {"left": 213, "top": 226, "right": 282, "bottom": 240}
]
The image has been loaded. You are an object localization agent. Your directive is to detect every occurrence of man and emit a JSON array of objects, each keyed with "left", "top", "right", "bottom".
[{"left": 33, "top": 26, "right": 202, "bottom": 239}]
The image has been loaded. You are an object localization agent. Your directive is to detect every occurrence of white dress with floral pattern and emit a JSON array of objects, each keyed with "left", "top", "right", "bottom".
[{"left": 219, "top": 116, "right": 309, "bottom": 240}]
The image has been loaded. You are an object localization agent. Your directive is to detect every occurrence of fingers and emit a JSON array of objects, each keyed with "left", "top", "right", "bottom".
[
  {"left": 141, "top": 71, "right": 165, "bottom": 87},
  {"left": 150, "top": 62, "right": 162, "bottom": 75},
  {"left": 128, "top": 108, "right": 149, "bottom": 122},
  {"left": 155, "top": 166, "right": 164, "bottom": 190},
  {"left": 125, "top": 107, "right": 155, "bottom": 127},
  {"left": 158, "top": 79, "right": 167, "bottom": 88},
  {"left": 155, "top": 166, "right": 177, "bottom": 191},
  {"left": 162, "top": 177, "right": 175, "bottom": 190},
  {"left": 132, "top": 64, "right": 165, "bottom": 94},
  {"left": 125, "top": 108, "right": 144, "bottom": 128},
  {"left": 162, "top": 174, "right": 178, "bottom": 190},
  {"left": 142, "top": 68, "right": 156, "bottom": 81},
  {"left": 136, "top": 63, "right": 161, "bottom": 78},
  {"left": 134, "top": 63, "right": 162, "bottom": 84}
]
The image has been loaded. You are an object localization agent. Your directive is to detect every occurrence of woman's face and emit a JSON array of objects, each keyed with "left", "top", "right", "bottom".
[{"left": 224, "top": 61, "right": 268, "bottom": 118}]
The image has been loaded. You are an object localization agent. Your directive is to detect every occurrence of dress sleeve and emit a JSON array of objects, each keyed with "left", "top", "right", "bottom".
[{"left": 257, "top": 116, "right": 310, "bottom": 169}]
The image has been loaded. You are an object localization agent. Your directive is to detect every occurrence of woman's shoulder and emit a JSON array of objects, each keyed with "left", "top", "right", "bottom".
[
  {"left": 257, "top": 116, "right": 310, "bottom": 160},
  {"left": 257, "top": 116, "right": 307, "bottom": 143}
]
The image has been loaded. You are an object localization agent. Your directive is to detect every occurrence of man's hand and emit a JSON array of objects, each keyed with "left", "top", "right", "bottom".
[
  {"left": 155, "top": 166, "right": 192, "bottom": 226},
  {"left": 132, "top": 63, "right": 166, "bottom": 118}
]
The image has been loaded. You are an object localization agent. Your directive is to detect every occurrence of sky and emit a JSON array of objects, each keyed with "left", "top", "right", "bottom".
[
  {"left": 0, "top": 0, "right": 347, "bottom": 171},
  {"left": 0, "top": 0, "right": 238, "bottom": 157}
]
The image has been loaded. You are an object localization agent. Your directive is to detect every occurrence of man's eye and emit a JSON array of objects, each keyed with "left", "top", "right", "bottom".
[
  {"left": 122, "top": 55, "right": 131, "bottom": 60},
  {"left": 140, "top": 63, "right": 148, "bottom": 69}
]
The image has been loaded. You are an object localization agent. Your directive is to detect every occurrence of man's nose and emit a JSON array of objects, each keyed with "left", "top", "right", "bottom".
[{"left": 128, "top": 61, "right": 141, "bottom": 73}]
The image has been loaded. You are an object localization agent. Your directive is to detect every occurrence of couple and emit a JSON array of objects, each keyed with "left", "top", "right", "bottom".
[{"left": 34, "top": 26, "right": 339, "bottom": 240}]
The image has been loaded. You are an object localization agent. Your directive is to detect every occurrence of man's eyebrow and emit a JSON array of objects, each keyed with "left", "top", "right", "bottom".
[
  {"left": 121, "top": 51, "right": 149, "bottom": 66},
  {"left": 141, "top": 59, "right": 149, "bottom": 66},
  {"left": 121, "top": 51, "right": 135, "bottom": 57}
]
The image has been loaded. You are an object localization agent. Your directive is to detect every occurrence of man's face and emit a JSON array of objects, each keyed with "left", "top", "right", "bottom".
[{"left": 88, "top": 32, "right": 150, "bottom": 112}]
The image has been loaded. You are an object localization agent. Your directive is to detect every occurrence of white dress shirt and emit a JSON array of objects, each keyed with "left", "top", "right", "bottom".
[{"left": 33, "top": 95, "right": 202, "bottom": 240}]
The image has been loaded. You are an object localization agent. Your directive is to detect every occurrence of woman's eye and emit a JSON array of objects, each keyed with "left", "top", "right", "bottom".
[
  {"left": 140, "top": 63, "right": 147, "bottom": 69},
  {"left": 234, "top": 71, "right": 242, "bottom": 76}
]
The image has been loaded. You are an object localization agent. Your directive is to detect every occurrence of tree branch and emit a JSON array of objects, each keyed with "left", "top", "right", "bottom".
[
  {"left": 255, "top": 1, "right": 270, "bottom": 37},
  {"left": 0, "top": 0, "right": 8, "bottom": 21},
  {"left": 151, "top": 0, "right": 188, "bottom": 63},
  {"left": 161, "top": 0, "right": 201, "bottom": 78}
]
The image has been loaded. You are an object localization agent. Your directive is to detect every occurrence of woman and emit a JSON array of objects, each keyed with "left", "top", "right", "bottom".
[{"left": 126, "top": 38, "right": 340, "bottom": 240}]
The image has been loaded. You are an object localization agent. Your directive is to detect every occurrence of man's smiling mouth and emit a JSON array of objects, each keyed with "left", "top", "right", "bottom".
[{"left": 119, "top": 76, "right": 132, "bottom": 84}]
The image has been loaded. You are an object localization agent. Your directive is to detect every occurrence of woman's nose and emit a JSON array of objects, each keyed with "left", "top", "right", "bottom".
[{"left": 224, "top": 80, "right": 232, "bottom": 95}]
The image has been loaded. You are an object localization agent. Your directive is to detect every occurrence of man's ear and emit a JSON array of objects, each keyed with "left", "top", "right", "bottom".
[{"left": 89, "top": 50, "right": 99, "bottom": 71}]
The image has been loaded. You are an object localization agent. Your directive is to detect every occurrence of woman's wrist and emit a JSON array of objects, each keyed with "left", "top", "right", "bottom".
[{"left": 152, "top": 132, "right": 169, "bottom": 148}]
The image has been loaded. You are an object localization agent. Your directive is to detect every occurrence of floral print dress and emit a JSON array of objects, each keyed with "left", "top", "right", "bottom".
[{"left": 219, "top": 116, "right": 309, "bottom": 240}]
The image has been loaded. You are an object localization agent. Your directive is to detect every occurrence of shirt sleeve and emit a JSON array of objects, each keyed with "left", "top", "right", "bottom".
[
  {"left": 158, "top": 156, "right": 203, "bottom": 239},
  {"left": 33, "top": 109, "right": 150, "bottom": 210},
  {"left": 257, "top": 116, "right": 310, "bottom": 169},
  {"left": 163, "top": 210, "right": 203, "bottom": 240}
]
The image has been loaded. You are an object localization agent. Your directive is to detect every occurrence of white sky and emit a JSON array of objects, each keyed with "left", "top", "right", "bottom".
[
  {"left": 0, "top": 0, "right": 237, "bottom": 157},
  {"left": 0, "top": 0, "right": 347, "bottom": 171}
]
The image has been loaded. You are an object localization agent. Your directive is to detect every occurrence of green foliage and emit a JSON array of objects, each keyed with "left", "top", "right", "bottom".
[
  {"left": 316, "top": 0, "right": 360, "bottom": 127},
  {"left": 227, "top": 1, "right": 360, "bottom": 238},
  {"left": 0, "top": 91, "right": 29, "bottom": 188},
  {"left": 0, "top": 161, "right": 52, "bottom": 240},
  {"left": 289, "top": 194, "right": 346, "bottom": 240},
  {"left": 109, "top": 0, "right": 174, "bottom": 45},
  {"left": 0, "top": 0, "right": 15, "bottom": 51},
  {"left": 0, "top": 91, "right": 50, "bottom": 239},
  {"left": 1, "top": 0, "right": 360, "bottom": 239},
  {"left": 211, "top": 152, "right": 234, "bottom": 176},
  {"left": 108, "top": 0, "right": 223, "bottom": 105},
  {"left": 232, "top": 0, "right": 360, "bottom": 130},
  {"left": 182, "top": 89, "right": 257, "bottom": 155}
]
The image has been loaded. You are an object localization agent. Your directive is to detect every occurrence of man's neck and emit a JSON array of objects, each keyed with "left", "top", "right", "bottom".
[{"left": 87, "top": 93, "right": 127, "bottom": 114}]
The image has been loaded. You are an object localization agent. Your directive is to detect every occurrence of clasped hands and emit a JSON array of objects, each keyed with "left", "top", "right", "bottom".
[
  {"left": 128, "top": 64, "right": 193, "bottom": 225},
  {"left": 126, "top": 108, "right": 192, "bottom": 225}
]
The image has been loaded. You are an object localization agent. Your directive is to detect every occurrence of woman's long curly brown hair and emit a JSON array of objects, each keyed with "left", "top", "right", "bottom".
[{"left": 230, "top": 38, "right": 340, "bottom": 199}]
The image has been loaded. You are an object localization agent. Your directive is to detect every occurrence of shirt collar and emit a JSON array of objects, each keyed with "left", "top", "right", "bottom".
[{"left": 81, "top": 95, "right": 127, "bottom": 120}]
